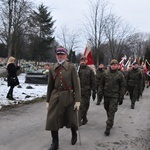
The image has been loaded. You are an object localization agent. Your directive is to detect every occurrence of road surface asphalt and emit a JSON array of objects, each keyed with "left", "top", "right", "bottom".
[{"left": 0, "top": 88, "right": 150, "bottom": 150}]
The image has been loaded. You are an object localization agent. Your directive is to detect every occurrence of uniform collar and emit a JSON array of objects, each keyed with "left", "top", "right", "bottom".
[{"left": 54, "top": 61, "right": 69, "bottom": 70}]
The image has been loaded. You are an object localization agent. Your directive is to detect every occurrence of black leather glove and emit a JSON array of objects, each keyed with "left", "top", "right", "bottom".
[{"left": 92, "top": 91, "right": 96, "bottom": 101}]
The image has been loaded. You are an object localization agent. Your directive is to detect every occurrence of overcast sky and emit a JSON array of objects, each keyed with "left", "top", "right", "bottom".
[{"left": 34, "top": 0, "right": 150, "bottom": 52}]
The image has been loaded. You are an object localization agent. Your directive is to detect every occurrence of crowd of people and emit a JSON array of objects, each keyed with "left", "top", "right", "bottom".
[
  {"left": 95, "top": 60, "right": 147, "bottom": 136},
  {"left": 44, "top": 46, "right": 149, "bottom": 150},
  {"left": 5, "top": 47, "right": 149, "bottom": 150}
]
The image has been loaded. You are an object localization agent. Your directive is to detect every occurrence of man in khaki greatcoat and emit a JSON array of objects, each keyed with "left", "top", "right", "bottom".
[{"left": 45, "top": 47, "right": 81, "bottom": 150}]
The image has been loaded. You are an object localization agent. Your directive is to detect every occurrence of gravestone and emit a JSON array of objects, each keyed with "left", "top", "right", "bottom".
[{"left": 25, "top": 72, "right": 48, "bottom": 84}]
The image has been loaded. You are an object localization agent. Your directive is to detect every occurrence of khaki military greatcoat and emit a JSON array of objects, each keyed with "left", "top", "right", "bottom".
[{"left": 45, "top": 61, "right": 81, "bottom": 131}]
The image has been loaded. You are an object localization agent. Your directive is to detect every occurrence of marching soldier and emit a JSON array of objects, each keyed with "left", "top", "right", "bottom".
[
  {"left": 78, "top": 56, "right": 96, "bottom": 125},
  {"left": 45, "top": 47, "right": 81, "bottom": 150},
  {"left": 126, "top": 62, "right": 142, "bottom": 109},
  {"left": 98, "top": 59, "right": 124, "bottom": 136},
  {"left": 120, "top": 66, "right": 128, "bottom": 99},
  {"left": 135, "top": 66, "right": 145, "bottom": 100},
  {"left": 96, "top": 63, "right": 106, "bottom": 105}
]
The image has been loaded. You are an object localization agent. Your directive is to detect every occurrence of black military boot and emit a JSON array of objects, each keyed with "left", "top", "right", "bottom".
[
  {"left": 48, "top": 131, "right": 59, "bottom": 150},
  {"left": 96, "top": 97, "right": 102, "bottom": 105},
  {"left": 96, "top": 101, "right": 101, "bottom": 105},
  {"left": 131, "top": 103, "right": 135, "bottom": 109},
  {"left": 104, "top": 128, "right": 111, "bottom": 136},
  {"left": 71, "top": 128, "right": 77, "bottom": 145},
  {"left": 82, "top": 115, "right": 88, "bottom": 125}
]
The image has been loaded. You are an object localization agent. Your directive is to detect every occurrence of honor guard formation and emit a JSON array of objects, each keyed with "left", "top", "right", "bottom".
[{"left": 45, "top": 47, "right": 148, "bottom": 150}]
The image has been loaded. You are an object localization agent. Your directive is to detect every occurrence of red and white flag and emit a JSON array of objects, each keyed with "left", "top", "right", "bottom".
[
  {"left": 143, "top": 60, "right": 149, "bottom": 75},
  {"left": 83, "top": 41, "right": 94, "bottom": 65},
  {"left": 118, "top": 55, "right": 127, "bottom": 69},
  {"left": 125, "top": 57, "right": 132, "bottom": 69},
  {"left": 83, "top": 41, "right": 96, "bottom": 74}
]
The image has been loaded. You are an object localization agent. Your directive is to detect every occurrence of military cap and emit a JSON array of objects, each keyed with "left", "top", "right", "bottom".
[
  {"left": 110, "top": 59, "right": 118, "bottom": 65},
  {"left": 132, "top": 61, "right": 138, "bottom": 65},
  {"left": 56, "top": 47, "right": 68, "bottom": 55},
  {"left": 80, "top": 56, "right": 87, "bottom": 60}
]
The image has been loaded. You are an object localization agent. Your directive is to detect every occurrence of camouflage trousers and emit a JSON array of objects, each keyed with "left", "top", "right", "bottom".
[
  {"left": 128, "top": 86, "right": 138, "bottom": 105},
  {"left": 104, "top": 97, "right": 118, "bottom": 129},
  {"left": 80, "top": 91, "right": 91, "bottom": 119}
]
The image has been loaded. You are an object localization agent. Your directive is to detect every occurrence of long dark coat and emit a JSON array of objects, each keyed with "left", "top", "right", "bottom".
[
  {"left": 7, "top": 63, "right": 20, "bottom": 87},
  {"left": 45, "top": 61, "right": 81, "bottom": 131}
]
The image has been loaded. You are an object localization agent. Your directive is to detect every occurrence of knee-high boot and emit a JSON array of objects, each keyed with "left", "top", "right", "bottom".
[
  {"left": 6, "top": 89, "right": 11, "bottom": 98},
  {"left": 71, "top": 128, "right": 77, "bottom": 145},
  {"left": 48, "top": 131, "right": 59, "bottom": 150},
  {"left": 7, "top": 86, "right": 12, "bottom": 98},
  {"left": 7, "top": 86, "right": 15, "bottom": 100},
  {"left": 82, "top": 114, "right": 88, "bottom": 125}
]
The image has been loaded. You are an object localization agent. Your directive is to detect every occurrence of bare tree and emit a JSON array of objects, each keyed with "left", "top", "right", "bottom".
[
  {"left": 126, "top": 32, "right": 149, "bottom": 59},
  {"left": 56, "top": 25, "right": 81, "bottom": 53},
  {"left": 83, "top": 0, "right": 110, "bottom": 67},
  {"left": 0, "top": 0, "right": 32, "bottom": 59},
  {"left": 104, "top": 14, "right": 135, "bottom": 60},
  {"left": 0, "top": 0, "right": 13, "bottom": 57}
]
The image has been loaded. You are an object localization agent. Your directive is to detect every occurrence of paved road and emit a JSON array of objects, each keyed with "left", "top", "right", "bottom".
[{"left": 0, "top": 88, "right": 150, "bottom": 150}]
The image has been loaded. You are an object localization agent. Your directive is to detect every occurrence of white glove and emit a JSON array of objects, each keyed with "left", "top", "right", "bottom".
[
  {"left": 46, "top": 102, "right": 49, "bottom": 110},
  {"left": 74, "top": 102, "right": 80, "bottom": 111}
]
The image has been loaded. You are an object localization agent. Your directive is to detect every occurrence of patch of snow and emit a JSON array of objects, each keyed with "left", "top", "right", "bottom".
[{"left": 0, "top": 73, "right": 47, "bottom": 107}]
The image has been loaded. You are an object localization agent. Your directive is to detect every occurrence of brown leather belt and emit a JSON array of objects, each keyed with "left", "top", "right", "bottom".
[{"left": 55, "top": 86, "right": 72, "bottom": 91}]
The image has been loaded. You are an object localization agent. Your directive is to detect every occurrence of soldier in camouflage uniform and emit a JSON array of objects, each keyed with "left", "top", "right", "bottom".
[
  {"left": 96, "top": 63, "right": 106, "bottom": 105},
  {"left": 137, "top": 66, "right": 145, "bottom": 99},
  {"left": 98, "top": 59, "right": 124, "bottom": 136},
  {"left": 78, "top": 56, "right": 96, "bottom": 125},
  {"left": 120, "top": 66, "right": 128, "bottom": 99},
  {"left": 126, "top": 62, "right": 142, "bottom": 109}
]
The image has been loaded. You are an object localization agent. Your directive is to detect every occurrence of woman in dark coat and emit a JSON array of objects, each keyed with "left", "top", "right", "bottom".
[{"left": 6, "top": 56, "right": 20, "bottom": 100}]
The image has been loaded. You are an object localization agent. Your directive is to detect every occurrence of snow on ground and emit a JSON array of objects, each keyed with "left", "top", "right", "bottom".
[{"left": 0, "top": 73, "right": 47, "bottom": 108}]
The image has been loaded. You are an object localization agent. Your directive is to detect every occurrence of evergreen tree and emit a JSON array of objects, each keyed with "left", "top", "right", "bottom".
[
  {"left": 68, "top": 49, "right": 76, "bottom": 63},
  {"left": 28, "top": 4, "right": 55, "bottom": 61}
]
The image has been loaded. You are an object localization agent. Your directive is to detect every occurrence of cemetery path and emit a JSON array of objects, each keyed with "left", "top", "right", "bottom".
[{"left": 0, "top": 88, "right": 150, "bottom": 150}]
